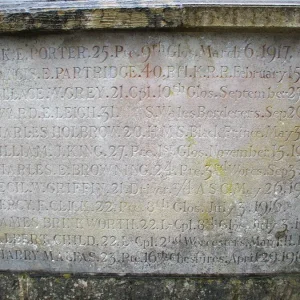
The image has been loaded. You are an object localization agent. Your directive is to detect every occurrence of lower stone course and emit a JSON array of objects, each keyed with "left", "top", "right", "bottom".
[{"left": 0, "top": 274, "right": 299, "bottom": 299}]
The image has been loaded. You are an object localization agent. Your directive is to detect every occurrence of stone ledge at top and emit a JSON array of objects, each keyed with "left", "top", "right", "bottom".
[
  {"left": 2, "top": 0, "right": 300, "bottom": 9},
  {"left": 0, "top": 0, "right": 300, "bottom": 33}
]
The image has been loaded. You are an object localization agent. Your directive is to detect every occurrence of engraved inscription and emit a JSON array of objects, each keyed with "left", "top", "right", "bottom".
[{"left": 0, "top": 32, "right": 299, "bottom": 274}]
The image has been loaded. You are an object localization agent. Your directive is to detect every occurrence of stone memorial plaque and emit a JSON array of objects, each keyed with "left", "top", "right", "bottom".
[{"left": 0, "top": 31, "right": 299, "bottom": 274}]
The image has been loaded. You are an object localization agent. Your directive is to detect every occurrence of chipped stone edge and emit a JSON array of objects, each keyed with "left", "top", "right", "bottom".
[{"left": 0, "top": 5, "right": 299, "bottom": 33}]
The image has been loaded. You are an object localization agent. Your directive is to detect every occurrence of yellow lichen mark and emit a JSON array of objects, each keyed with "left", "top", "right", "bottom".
[
  {"left": 63, "top": 274, "right": 72, "bottom": 279},
  {"left": 229, "top": 278, "right": 243, "bottom": 300},
  {"left": 204, "top": 157, "right": 247, "bottom": 204},
  {"left": 223, "top": 180, "right": 247, "bottom": 203},
  {"left": 205, "top": 157, "right": 224, "bottom": 177},
  {"left": 20, "top": 273, "right": 28, "bottom": 280},
  {"left": 57, "top": 10, "right": 65, "bottom": 17},
  {"left": 224, "top": 182, "right": 233, "bottom": 195},
  {"left": 99, "top": 8, "right": 149, "bottom": 28},
  {"left": 246, "top": 115, "right": 300, "bottom": 180},
  {"left": 186, "top": 135, "right": 196, "bottom": 147},
  {"left": 205, "top": 278, "right": 219, "bottom": 285},
  {"left": 198, "top": 211, "right": 213, "bottom": 230}
]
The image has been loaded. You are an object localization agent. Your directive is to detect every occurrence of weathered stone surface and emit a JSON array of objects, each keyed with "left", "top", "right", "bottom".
[
  {"left": 0, "top": 2, "right": 300, "bottom": 32},
  {"left": 0, "top": 31, "right": 299, "bottom": 275},
  {"left": 0, "top": 273, "right": 299, "bottom": 299},
  {"left": 0, "top": 2, "right": 298, "bottom": 300}
]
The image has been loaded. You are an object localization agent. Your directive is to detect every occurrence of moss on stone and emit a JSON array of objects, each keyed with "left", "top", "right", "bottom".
[
  {"left": 0, "top": 6, "right": 299, "bottom": 33},
  {"left": 0, "top": 273, "right": 297, "bottom": 299}
]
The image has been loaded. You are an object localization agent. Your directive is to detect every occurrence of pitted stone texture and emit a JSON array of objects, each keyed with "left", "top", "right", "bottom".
[
  {"left": 0, "top": 31, "right": 299, "bottom": 274},
  {"left": 0, "top": 3, "right": 300, "bottom": 32},
  {"left": 0, "top": 274, "right": 300, "bottom": 300}
]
